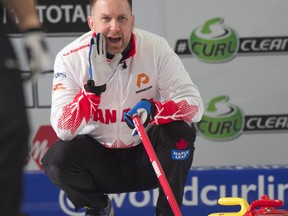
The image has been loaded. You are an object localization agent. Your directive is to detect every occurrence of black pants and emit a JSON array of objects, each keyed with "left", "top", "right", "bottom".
[
  {"left": 0, "top": 34, "right": 29, "bottom": 216},
  {"left": 42, "top": 121, "right": 196, "bottom": 216}
]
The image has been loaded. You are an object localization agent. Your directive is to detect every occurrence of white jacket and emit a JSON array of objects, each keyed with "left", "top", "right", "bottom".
[{"left": 51, "top": 28, "right": 204, "bottom": 148}]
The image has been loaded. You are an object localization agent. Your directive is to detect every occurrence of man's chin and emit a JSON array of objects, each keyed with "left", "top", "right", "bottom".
[
  {"left": 107, "top": 50, "right": 123, "bottom": 56},
  {"left": 107, "top": 45, "right": 124, "bottom": 54}
]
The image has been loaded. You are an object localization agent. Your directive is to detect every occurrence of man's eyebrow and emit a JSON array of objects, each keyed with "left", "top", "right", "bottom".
[
  {"left": 100, "top": 13, "right": 109, "bottom": 17},
  {"left": 119, "top": 13, "right": 129, "bottom": 17},
  {"left": 100, "top": 13, "right": 128, "bottom": 17}
]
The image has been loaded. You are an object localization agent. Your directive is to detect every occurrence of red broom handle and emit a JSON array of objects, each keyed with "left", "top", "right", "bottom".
[{"left": 133, "top": 116, "right": 183, "bottom": 216}]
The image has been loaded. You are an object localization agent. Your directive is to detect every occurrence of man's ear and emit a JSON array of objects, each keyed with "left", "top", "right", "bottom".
[
  {"left": 87, "top": 16, "right": 93, "bottom": 30},
  {"left": 132, "top": 15, "right": 135, "bottom": 29}
]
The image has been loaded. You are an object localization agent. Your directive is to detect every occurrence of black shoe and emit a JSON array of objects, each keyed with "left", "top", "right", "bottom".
[{"left": 84, "top": 196, "right": 114, "bottom": 216}]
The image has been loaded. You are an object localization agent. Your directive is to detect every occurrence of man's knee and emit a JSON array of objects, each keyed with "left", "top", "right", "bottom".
[
  {"left": 41, "top": 139, "right": 73, "bottom": 182},
  {"left": 148, "top": 121, "right": 196, "bottom": 147}
]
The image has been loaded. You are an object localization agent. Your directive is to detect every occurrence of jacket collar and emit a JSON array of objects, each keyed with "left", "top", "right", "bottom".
[{"left": 124, "top": 33, "right": 136, "bottom": 60}]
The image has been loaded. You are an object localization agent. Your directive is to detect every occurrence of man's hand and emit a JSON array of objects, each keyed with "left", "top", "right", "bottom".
[
  {"left": 90, "top": 33, "right": 122, "bottom": 86},
  {"left": 23, "top": 29, "right": 52, "bottom": 78},
  {"left": 124, "top": 99, "right": 156, "bottom": 131}
]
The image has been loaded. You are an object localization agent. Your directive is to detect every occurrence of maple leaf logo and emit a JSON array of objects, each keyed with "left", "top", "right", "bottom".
[{"left": 176, "top": 138, "right": 188, "bottom": 150}]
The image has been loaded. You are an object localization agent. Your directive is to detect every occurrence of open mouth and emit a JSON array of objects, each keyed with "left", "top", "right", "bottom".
[{"left": 108, "top": 37, "right": 121, "bottom": 43}]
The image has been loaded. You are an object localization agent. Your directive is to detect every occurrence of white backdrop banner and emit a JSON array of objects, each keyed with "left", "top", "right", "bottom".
[
  {"left": 3, "top": 0, "right": 287, "bottom": 170},
  {"left": 165, "top": 0, "right": 288, "bottom": 166}
]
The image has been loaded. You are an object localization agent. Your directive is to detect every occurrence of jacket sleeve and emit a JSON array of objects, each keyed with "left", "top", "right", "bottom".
[
  {"left": 50, "top": 52, "right": 100, "bottom": 141},
  {"left": 151, "top": 38, "right": 204, "bottom": 125}
]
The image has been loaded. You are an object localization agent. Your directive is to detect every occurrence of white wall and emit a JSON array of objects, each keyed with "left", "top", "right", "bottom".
[{"left": 6, "top": 0, "right": 287, "bottom": 170}]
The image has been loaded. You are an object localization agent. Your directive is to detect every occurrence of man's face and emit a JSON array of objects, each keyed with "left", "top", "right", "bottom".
[{"left": 88, "top": 0, "right": 135, "bottom": 55}]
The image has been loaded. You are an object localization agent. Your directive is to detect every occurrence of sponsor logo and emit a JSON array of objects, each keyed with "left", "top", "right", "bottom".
[
  {"left": 135, "top": 86, "right": 153, "bottom": 94},
  {"left": 53, "top": 83, "right": 66, "bottom": 91},
  {"left": 244, "top": 114, "right": 288, "bottom": 131},
  {"left": 172, "top": 138, "right": 190, "bottom": 160},
  {"left": 196, "top": 95, "right": 244, "bottom": 140},
  {"left": 28, "top": 126, "right": 58, "bottom": 170},
  {"left": 172, "top": 149, "right": 190, "bottom": 160},
  {"left": 54, "top": 72, "right": 67, "bottom": 80},
  {"left": 135, "top": 73, "right": 153, "bottom": 94},
  {"left": 57, "top": 168, "right": 288, "bottom": 209},
  {"left": 194, "top": 96, "right": 288, "bottom": 141},
  {"left": 2, "top": 0, "right": 90, "bottom": 35},
  {"left": 175, "top": 17, "right": 288, "bottom": 63},
  {"left": 63, "top": 44, "right": 90, "bottom": 56},
  {"left": 183, "top": 173, "right": 288, "bottom": 206},
  {"left": 152, "top": 161, "right": 162, "bottom": 178},
  {"left": 190, "top": 17, "right": 239, "bottom": 63},
  {"left": 136, "top": 73, "right": 149, "bottom": 88}
]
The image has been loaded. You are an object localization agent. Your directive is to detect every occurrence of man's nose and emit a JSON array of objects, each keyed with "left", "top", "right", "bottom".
[{"left": 110, "top": 20, "right": 120, "bottom": 31}]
